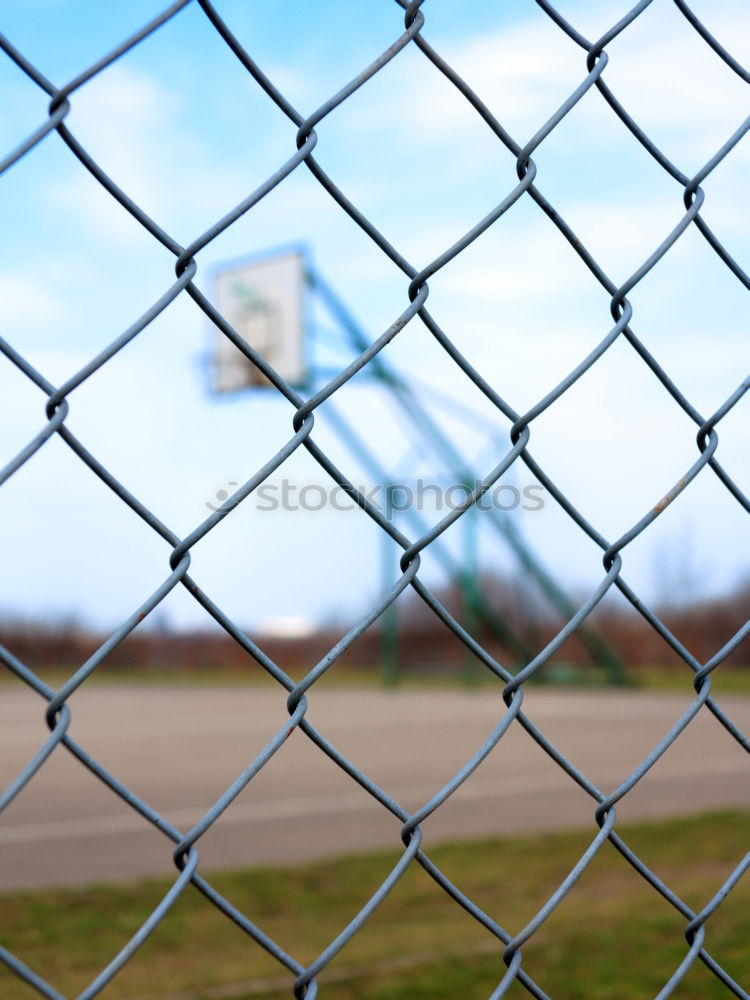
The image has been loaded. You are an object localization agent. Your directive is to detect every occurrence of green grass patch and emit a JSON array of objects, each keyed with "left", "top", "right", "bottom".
[
  {"left": 239, "top": 663, "right": 748, "bottom": 695},
  {"left": 5, "top": 663, "right": 749, "bottom": 695},
  {"left": 632, "top": 667, "right": 750, "bottom": 697},
  {"left": 1, "top": 812, "right": 748, "bottom": 999}
]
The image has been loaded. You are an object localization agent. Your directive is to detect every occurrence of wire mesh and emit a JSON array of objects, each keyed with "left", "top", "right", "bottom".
[{"left": 1, "top": 1, "right": 748, "bottom": 998}]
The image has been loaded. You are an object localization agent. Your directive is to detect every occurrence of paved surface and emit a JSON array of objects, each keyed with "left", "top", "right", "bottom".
[{"left": 0, "top": 683, "right": 747, "bottom": 890}]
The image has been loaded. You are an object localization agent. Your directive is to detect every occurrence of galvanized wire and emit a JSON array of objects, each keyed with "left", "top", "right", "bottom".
[{"left": 1, "top": 1, "right": 748, "bottom": 998}]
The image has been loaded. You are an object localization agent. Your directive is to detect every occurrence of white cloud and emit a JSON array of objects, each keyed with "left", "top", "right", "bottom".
[
  {"left": 0, "top": 273, "right": 71, "bottom": 332},
  {"left": 335, "top": 5, "right": 748, "bottom": 167},
  {"left": 42, "top": 62, "right": 269, "bottom": 250}
]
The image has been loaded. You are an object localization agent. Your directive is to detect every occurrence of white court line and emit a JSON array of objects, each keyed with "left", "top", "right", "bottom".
[{"left": 0, "top": 754, "right": 745, "bottom": 846}]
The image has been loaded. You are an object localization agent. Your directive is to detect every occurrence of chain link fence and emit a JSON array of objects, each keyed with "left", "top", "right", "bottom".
[{"left": 1, "top": 1, "right": 748, "bottom": 997}]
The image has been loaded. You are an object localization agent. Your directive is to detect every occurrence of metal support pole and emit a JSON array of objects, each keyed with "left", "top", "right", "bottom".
[
  {"left": 380, "top": 485, "right": 400, "bottom": 687},
  {"left": 307, "top": 268, "right": 628, "bottom": 685}
]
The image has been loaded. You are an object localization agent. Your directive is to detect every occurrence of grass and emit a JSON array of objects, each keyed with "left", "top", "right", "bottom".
[
  {"left": 1, "top": 812, "right": 748, "bottom": 999},
  {"left": 6, "top": 662, "right": 750, "bottom": 695},
  {"left": 632, "top": 667, "right": 750, "bottom": 697}
]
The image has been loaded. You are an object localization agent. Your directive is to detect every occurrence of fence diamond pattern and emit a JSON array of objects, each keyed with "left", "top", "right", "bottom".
[{"left": 0, "top": 2, "right": 748, "bottom": 998}]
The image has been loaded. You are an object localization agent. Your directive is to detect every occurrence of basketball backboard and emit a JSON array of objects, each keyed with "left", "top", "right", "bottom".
[{"left": 212, "top": 248, "right": 307, "bottom": 391}]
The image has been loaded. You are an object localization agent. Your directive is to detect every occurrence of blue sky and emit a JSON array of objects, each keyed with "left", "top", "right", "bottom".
[{"left": 0, "top": 0, "right": 748, "bottom": 635}]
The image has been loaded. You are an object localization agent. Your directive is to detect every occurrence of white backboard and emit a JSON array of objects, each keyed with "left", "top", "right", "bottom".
[{"left": 212, "top": 249, "right": 306, "bottom": 391}]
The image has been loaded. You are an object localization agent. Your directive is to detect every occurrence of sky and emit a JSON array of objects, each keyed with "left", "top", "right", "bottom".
[{"left": 0, "top": 0, "right": 748, "bottom": 637}]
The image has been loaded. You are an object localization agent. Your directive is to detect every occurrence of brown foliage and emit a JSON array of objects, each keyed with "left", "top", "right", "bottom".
[{"left": 1, "top": 575, "right": 746, "bottom": 680}]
